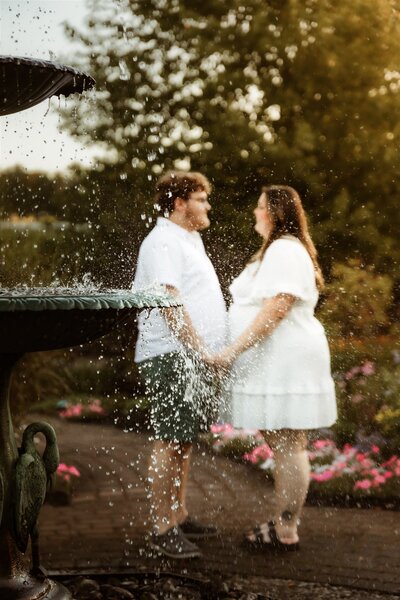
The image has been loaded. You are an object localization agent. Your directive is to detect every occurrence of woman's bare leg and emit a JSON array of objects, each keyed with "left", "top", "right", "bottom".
[
  {"left": 246, "top": 429, "right": 310, "bottom": 544},
  {"left": 266, "top": 429, "right": 310, "bottom": 543}
]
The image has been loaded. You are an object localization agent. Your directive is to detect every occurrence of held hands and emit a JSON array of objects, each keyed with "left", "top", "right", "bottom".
[{"left": 204, "top": 347, "right": 237, "bottom": 374}]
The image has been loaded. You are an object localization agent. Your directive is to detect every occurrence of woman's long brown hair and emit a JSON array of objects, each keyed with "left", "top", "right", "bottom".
[{"left": 252, "top": 185, "right": 324, "bottom": 290}]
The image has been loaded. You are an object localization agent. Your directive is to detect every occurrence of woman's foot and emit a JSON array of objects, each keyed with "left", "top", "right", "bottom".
[{"left": 243, "top": 521, "right": 299, "bottom": 551}]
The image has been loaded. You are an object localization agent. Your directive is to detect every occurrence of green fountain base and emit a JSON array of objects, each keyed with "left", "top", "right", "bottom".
[
  {"left": 0, "top": 575, "right": 71, "bottom": 600},
  {"left": 0, "top": 289, "right": 180, "bottom": 600}
]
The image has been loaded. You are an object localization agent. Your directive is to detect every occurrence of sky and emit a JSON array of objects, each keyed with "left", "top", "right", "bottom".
[{"left": 0, "top": 0, "right": 100, "bottom": 173}]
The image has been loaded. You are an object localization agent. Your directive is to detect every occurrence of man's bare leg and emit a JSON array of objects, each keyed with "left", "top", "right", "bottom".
[
  {"left": 175, "top": 442, "right": 192, "bottom": 525},
  {"left": 148, "top": 439, "right": 181, "bottom": 535}
]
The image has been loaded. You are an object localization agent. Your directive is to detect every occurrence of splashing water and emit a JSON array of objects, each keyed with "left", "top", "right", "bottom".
[
  {"left": 0, "top": 273, "right": 103, "bottom": 296},
  {"left": 118, "top": 59, "right": 131, "bottom": 81}
]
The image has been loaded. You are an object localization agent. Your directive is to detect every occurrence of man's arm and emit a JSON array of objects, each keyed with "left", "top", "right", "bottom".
[{"left": 161, "top": 285, "right": 208, "bottom": 357}]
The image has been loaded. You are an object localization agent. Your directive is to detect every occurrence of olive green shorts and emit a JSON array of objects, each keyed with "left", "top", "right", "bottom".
[{"left": 138, "top": 352, "right": 218, "bottom": 443}]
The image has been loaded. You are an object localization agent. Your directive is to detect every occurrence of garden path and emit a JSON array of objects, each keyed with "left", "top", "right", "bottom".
[{"left": 34, "top": 415, "right": 400, "bottom": 595}]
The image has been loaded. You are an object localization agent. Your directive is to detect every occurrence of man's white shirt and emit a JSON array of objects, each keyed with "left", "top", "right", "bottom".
[{"left": 134, "top": 217, "right": 227, "bottom": 362}]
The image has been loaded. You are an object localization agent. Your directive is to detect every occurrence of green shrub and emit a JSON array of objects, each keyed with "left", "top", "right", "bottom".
[
  {"left": 10, "top": 352, "right": 72, "bottom": 425},
  {"left": 319, "top": 259, "right": 393, "bottom": 340},
  {"left": 331, "top": 347, "right": 400, "bottom": 454}
]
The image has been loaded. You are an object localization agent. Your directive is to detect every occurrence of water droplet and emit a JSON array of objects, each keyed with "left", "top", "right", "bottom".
[{"left": 118, "top": 59, "right": 131, "bottom": 81}]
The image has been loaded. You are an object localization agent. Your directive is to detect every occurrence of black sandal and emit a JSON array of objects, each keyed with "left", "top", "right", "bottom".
[{"left": 242, "top": 521, "right": 300, "bottom": 552}]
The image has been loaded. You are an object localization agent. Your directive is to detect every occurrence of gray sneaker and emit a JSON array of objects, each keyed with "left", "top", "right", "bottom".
[
  {"left": 149, "top": 526, "right": 201, "bottom": 559},
  {"left": 180, "top": 516, "right": 218, "bottom": 539}
]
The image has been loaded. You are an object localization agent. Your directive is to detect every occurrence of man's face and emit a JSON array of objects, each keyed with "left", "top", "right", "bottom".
[{"left": 184, "top": 189, "right": 211, "bottom": 231}]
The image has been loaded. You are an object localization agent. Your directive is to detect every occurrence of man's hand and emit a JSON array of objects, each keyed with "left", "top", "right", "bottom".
[
  {"left": 161, "top": 285, "right": 209, "bottom": 357},
  {"left": 204, "top": 347, "right": 236, "bottom": 374}
]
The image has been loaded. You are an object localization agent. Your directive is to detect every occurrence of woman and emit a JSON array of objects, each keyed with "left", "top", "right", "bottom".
[{"left": 211, "top": 185, "right": 337, "bottom": 550}]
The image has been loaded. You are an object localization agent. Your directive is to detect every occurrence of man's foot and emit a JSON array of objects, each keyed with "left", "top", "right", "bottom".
[
  {"left": 149, "top": 526, "right": 201, "bottom": 559},
  {"left": 179, "top": 516, "right": 218, "bottom": 539}
]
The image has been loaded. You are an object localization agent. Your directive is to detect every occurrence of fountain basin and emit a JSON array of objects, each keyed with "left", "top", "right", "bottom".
[
  {"left": 0, "top": 289, "right": 179, "bottom": 353},
  {"left": 0, "top": 288, "right": 179, "bottom": 600},
  {"left": 0, "top": 55, "right": 95, "bottom": 116}
]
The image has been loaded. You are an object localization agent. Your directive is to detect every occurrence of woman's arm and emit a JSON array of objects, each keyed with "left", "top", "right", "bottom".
[{"left": 212, "top": 293, "right": 296, "bottom": 369}]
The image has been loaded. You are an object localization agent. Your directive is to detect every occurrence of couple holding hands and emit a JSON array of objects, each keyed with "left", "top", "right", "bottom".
[{"left": 134, "top": 171, "right": 337, "bottom": 559}]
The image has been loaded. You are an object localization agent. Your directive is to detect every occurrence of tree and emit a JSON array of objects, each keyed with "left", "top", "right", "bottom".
[{"left": 50, "top": 0, "right": 400, "bottom": 285}]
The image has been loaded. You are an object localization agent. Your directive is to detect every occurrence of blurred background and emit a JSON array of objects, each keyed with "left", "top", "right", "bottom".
[{"left": 1, "top": 0, "right": 399, "bottom": 458}]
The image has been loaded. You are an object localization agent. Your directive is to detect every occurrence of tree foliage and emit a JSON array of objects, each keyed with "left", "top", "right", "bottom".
[
  {"left": 58, "top": 0, "right": 400, "bottom": 283},
  {"left": 2, "top": 0, "right": 400, "bottom": 288},
  {"left": 319, "top": 259, "right": 394, "bottom": 339}
]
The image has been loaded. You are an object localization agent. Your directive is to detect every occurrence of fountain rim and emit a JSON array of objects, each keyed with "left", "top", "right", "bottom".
[
  {"left": 0, "top": 54, "right": 94, "bottom": 79},
  {"left": 0, "top": 290, "right": 181, "bottom": 312},
  {"left": 0, "top": 54, "right": 96, "bottom": 92},
  {"left": 0, "top": 54, "right": 96, "bottom": 115}
]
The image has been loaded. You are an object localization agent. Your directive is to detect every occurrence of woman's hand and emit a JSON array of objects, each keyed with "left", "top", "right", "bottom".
[{"left": 204, "top": 347, "right": 237, "bottom": 373}]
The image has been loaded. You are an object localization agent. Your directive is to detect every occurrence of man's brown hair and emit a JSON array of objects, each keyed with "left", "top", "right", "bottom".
[{"left": 155, "top": 171, "right": 211, "bottom": 215}]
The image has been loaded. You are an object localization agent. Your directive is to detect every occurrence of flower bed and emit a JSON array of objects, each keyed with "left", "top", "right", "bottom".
[
  {"left": 331, "top": 346, "right": 400, "bottom": 454},
  {"left": 33, "top": 393, "right": 150, "bottom": 431},
  {"left": 46, "top": 463, "right": 81, "bottom": 506},
  {"left": 57, "top": 397, "right": 107, "bottom": 421},
  {"left": 206, "top": 424, "right": 400, "bottom": 509}
]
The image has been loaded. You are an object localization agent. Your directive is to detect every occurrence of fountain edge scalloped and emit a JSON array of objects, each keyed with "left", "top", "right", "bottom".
[{"left": 0, "top": 290, "right": 181, "bottom": 312}]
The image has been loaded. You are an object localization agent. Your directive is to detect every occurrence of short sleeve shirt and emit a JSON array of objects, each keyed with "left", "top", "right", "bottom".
[
  {"left": 230, "top": 235, "right": 318, "bottom": 308},
  {"left": 134, "top": 217, "right": 227, "bottom": 361},
  {"left": 251, "top": 236, "right": 318, "bottom": 303}
]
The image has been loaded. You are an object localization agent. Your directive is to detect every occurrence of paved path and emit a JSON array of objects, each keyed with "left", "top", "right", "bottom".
[{"left": 32, "top": 416, "right": 400, "bottom": 595}]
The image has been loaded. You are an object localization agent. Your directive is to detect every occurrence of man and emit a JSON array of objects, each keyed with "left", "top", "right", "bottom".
[{"left": 134, "top": 171, "right": 227, "bottom": 559}]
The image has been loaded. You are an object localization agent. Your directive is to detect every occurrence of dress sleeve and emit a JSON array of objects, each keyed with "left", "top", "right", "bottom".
[
  {"left": 138, "top": 232, "right": 184, "bottom": 291},
  {"left": 250, "top": 239, "right": 314, "bottom": 301}
]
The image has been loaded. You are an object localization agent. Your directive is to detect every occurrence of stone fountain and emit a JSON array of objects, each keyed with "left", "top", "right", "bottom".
[{"left": 0, "top": 56, "right": 177, "bottom": 599}]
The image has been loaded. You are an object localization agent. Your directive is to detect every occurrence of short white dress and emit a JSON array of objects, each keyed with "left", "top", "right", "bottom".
[{"left": 229, "top": 235, "right": 337, "bottom": 430}]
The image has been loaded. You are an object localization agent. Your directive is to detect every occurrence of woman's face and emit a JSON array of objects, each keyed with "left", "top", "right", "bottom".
[{"left": 254, "top": 192, "right": 273, "bottom": 239}]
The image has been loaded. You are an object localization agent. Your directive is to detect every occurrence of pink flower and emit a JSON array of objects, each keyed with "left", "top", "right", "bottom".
[
  {"left": 351, "top": 394, "right": 363, "bottom": 404},
  {"left": 243, "top": 452, "right": 258, "bottom": 464},
  {"left": 373, "top": 475, "right": 386, "bottom": 486},
  {"left": 243, "top": 443, "right": 274, "bottom": 464},
  {"left": 67, "top": 466, "right": 81, "bottom": 477},
  {"left": 368, "top": 468, "right": 379, "bottom": 477},
  {"left": 253, "top": 443, "right": 274, "bottom": 459},
  {"left": 89, "top": 399, "right": 105, "bottom": 414},
  {"left": 57, "top": 463, "right": 69, "bottom": 473},
  {"left": 371, "top": 445, "right": 380, "bottom": 454},
  {"left": 359, "top": 458, "right": 374, "bottom": 470},
  {"left": 210, "top": 423, "right": 234, "bottom": 434},
  {"left": 354, "top": 479, "right": 372, "bottom": 490},
  {"left": 344, "top": 366, "right": 360, "bottom": 380},
  {"left": 313, "top": 440, "right": 334, "bottom": 450},
  {"left": 361, "top": 361, "right": 375, "bottom": 376},
  {"left": 57, "top": 463, "right": 81, "bottom": 478},
  {"left": 356, "top": 453, "right": 366, "bottom": 462},
  {"left": 59, "top": 404, "right": 83, "bottom": 418},
  {"left": 343, "top": 443, "right": 354, "bottom": 455},
  {"left": 335, "top": 461, "right": 346, "bottom": 471},
  {"left": 311, "top": 470, "right": 335, "bottom": 482}
]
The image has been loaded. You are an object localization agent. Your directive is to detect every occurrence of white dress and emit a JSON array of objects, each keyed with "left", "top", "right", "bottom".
[{"left": 229, "top": 235, "right": 337, "bottom": 430}]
